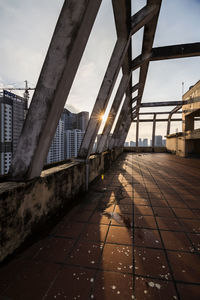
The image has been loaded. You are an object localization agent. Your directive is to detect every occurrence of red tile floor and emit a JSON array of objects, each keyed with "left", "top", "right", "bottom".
[{"left": 0, "top": 153, "right": 200, "bottom": 299}]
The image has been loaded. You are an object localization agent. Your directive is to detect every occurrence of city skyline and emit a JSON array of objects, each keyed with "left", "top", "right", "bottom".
[{"left": 0, "top": 0, "right": 200, "bottom": 142}]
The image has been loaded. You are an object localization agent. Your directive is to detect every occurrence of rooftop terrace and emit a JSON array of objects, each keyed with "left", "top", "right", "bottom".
[{"left": 1, "top": 153, "right": 200, "bottom": 299}]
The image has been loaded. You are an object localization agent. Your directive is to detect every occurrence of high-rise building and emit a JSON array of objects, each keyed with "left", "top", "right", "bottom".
[
  {"left": 130, "top": 141, "right": 136, "bottom": 147},
  {"left": 143, "top": 138, "right": 148, "bottom": 146},
  {"left": 46, "top": 118, "right": 64, "bottom": 164},
  {"left": 63, "top": 109, "right": 89, "bottom": 131},
  {"left": 155, "top": 135, "right": 163, "bottom": 146},
  {"left": 65, "top": 129, "right": 85, "bottom": 159},
  {"left": 46, "top": 109, "right": 89, "bottom": 163},
  {"left": 0, "top": 90, "right": 27, "bottom": 175}
]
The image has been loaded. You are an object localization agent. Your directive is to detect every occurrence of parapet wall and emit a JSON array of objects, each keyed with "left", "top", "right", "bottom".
[
  {"left": 123, "top": 146, "right": 166, "bottom": 153},
  {"left": 0, "top": 148, "right": 123, "bottom": 262}
]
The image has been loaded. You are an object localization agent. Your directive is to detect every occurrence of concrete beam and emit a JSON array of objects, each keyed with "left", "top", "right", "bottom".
[
  {"left": 136, "top": 116, "right": 139, "bottom": 147},
  {"left": 96, "top": 74, "right": 130, "bottom": 153},
  {"left": 132, "top": 43, "right": 200, "bottom": 70},
  {"left": 139, "top": 111, "right": 182, "bottom": 115},
  {"left": 108, "top": 95, "right": 131, "bottom": 149},
  {"left": 78, "top": 38, "right": 129, "bottom": 159},
  {"left": 131, "top": 4, "right": 160, "bottom": 35},
  {"left": 152, "top": 113, "right": 156, "bottom": 149},
  {"left": 132, "top": 118, "right": 183, "bottom": 122},
  {"left": 118, "top": 118, "right": 132, "bottom": 147},
  {"left": 9, "top": 0, "right": 102, "bottom": 180},
  {"left": 132, "top": 83, "right": 140, "bottom": 93},
  {"left": 151, "top": 42, "right": 200, "bottom": 61},
  {"left": 134, "top": 0, "right": 162, "bottom": 115},
  {"left": 140, "top": 101, "right": 183, "bottom": 107}
]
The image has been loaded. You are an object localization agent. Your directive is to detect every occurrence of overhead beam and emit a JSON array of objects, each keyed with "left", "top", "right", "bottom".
[
  {"left": 9, "top": 0, "right": 102, "bottom": 180},
  {"left": 132, "top": 42, "right": 200, "bottom": 70},
  {"left": 151, "top": 42, "right": 200, "bottom": 61},
  {"left": 139, "top": 98, "right": 200, "bottom": 108},
  {"left": 132, "top": 83, "right": 140, "bottom": 93},
  {"left": 131, "top": 4, "right": 160, "bottom": 35},
  {"left": 132, "top": 118, "right": 183, "bottom": 122},
  {"left": 139, "top": 111, "right": 182, "bottom": 115}
]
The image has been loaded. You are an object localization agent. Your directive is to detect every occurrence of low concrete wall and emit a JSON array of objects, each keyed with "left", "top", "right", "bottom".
[
  {"left": 0, "top": 148, "right": 123, "bottom": 262},
  {"left": 123, "top": 147, "right": 166, "bottom": 153}
]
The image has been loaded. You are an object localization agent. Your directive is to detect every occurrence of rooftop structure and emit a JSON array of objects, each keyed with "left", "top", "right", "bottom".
[{"left": 0, "top": 1, "right": 200, "bottom": 299}]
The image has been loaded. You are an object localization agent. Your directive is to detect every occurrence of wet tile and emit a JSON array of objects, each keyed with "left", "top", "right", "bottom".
[
  {"left": 134, "top": 215, "right": 157, "bottom": 229},
  {"left": 1, "top": 261, "right": 60, "bottom": 300},
  {"left": 134, "top": 198, "right": 150, "bottom": 206},
  {"left": 153, "top": 207, "right": 175, "bottom": 218},
  {"left": 93, "top": 271, "right": 134, "bottom": 300},
  {"left": 100, "top": 243, "right": 132, "bottom": 273},
  {"left": 66, "top": 240, "right": 103, "bottom": 268},
  {"left": 114, "top": 204, "right": 132, "bottom": 214},
  {"left": 187, "top": 233, "right": 200, "bottom": 251},
  {"left": 134, "top": 247, "right": 171, "bottom": 280},
  {"left": 80, "top": 224, "right": 108, "bottom": 242},
  {"left": 134, "top": 276, "right": 177, "bottom": 299},
  {"left": 160, "top": 231, "right": 192, "bottom": 251},
  {"left": 180, "top": 219, "right": 200, "bottom": 233},
  {"left": 156, "top": 217, "right": 183, "bottom": 231},
  {"left": 44, "top": 265, "right": 95, "bottom": 299},
  {"left": 34, "top": 237, "right": 75, "bottom": 262},
  {"left": 172, "top": 208, "right": 196, "bottom": 218},
  {"left": 167, "top": 251, "right": 200, "bottom": 283},
  {"left": 89, "top": 211, "right": 111, "bottom": 225},
  {"left": 106, "top": 226, "right": 133, "bottom": 245},
  {"left": 135, "top": 206, "right": 153, "bottom": 216},
  {"left": 134, "top": 229, "right": 162, "bottom": 248},
  {"left": 51, "top": 221, "right": 86, "bottom": 238},
  {"left": 177, "top": 283, "right": 200, "bottom": 300}
]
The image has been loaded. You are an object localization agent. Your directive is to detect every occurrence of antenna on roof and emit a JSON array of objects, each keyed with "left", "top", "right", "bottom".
[{"left": 182, "top": 82, "right": 184, "bottom": 96}]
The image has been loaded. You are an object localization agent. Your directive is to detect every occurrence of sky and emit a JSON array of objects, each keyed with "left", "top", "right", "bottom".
[{"left": 0, "top": 0, "right": 200, "bottom": 142}]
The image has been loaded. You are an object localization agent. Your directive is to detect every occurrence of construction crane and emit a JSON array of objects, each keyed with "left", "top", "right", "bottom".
[{"left": 0, "top": 80, "right": 35, "bottom": 102}]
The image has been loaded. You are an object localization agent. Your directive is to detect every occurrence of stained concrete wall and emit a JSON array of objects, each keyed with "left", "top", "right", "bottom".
[{"left": 0, "top": 148, "right": 123, "bottom": 262}]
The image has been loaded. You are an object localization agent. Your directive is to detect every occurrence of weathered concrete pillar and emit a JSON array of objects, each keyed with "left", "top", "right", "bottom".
[
  {"left": 78, "top": 38, "right": 130, "bottom": 159},
  {"left": 136, "top": 116, "right": 139, "bottom": 147},
  {"left": 96, "top": 74, "right": 130, "bottom": 153},
  {"left": 108, "top": 95, "right": 131, "bottom": 149},
  {"left": 167, "top": 114, "right": 171, "bottom": 135},
  {"left": 9, "top": 0, "right": 102, "bottom": 180},
  {"left": 152, "top": 113, "right": 156, "bottom": 150},
  {"left": 118, "top": 117, "right": 132, "bottom": 147}
]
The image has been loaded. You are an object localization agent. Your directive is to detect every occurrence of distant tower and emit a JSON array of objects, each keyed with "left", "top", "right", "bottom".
[{"left": 0, "top": 90, "right": 27, "bottom": 175}]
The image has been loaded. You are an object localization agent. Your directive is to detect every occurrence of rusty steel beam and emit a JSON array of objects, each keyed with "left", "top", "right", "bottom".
[{"left": 9, "top": 0, "right": 102, "bottom": 180}]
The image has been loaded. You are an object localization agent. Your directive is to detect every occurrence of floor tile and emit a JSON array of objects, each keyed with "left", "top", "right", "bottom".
[{"left": 167, "top": 251, "right": 200, "bottom": 283}]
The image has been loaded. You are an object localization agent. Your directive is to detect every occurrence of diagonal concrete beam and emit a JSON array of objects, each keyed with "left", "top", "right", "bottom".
[
  {"left": 78, "top": 38, "right": 130, "bottom": 159},
  {"left": 9, "top": 0, "right": 102, "bottom": 180},
  {"left": 108, "top": 95, "right": 131, "bottom": 149},
  {"left": 131, "top": 4, "right": 160, "bottom": 35},
  {"left": 96, "top": 74, "right": 130, "bottom": 153}
]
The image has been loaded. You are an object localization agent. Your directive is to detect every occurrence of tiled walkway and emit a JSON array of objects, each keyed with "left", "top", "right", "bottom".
[{"left": 0, "top": 153, "right": 200, "bottom": 300}]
